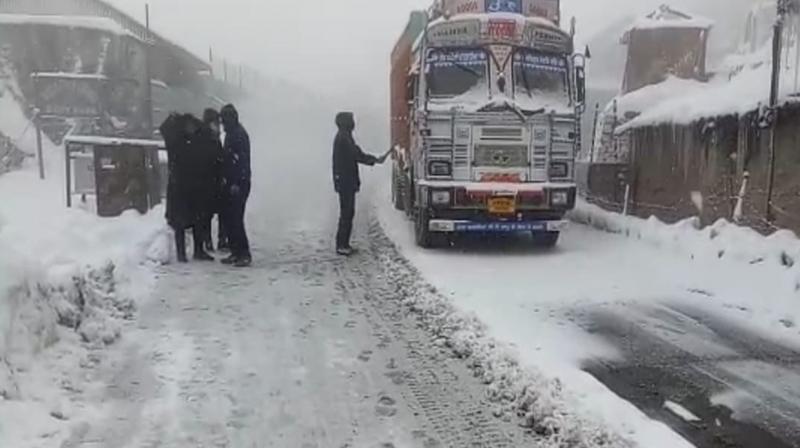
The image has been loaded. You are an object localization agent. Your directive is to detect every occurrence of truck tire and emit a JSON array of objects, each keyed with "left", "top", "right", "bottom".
[
  {"left": 533, "top": 231, "right": 560, "bottom": 248},
  {"left": 415, "top": 207, "right": 433, "bottom": 248},
  {"left": 392, "top": 166, "right": 406, "bottom": 211},
  {"left": 403, "top": 173, "right": 415, "bottom": 219}
]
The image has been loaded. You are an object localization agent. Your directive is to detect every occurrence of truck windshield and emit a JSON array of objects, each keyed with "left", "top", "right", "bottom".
[
  {"left": 513, "top": 51, "right": 569, "bottom": 105},
  {"left": 426, "top": 49, "right": 488, "bottom": 98}
]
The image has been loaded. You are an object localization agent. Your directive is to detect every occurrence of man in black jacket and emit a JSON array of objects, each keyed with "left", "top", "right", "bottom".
[
  {"left": 160, "top": 113, "right": 220, "bottom": 262},
  {"left": 332, "top": 112, "right": 390, "bottom": 256},
  {"left": 220, "top": 104, "right": 252, "bottom": 267}
]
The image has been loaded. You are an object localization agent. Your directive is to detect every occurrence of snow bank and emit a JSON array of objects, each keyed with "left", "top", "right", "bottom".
[
  {"left": 571, "top": 199, "right": 800, "bottom": 269},
  {"left": 569, "top": 199, "right": 800, "bottom": 341},
  {"left": 0, "top": 162, "right": 169, "bottom": 445}
]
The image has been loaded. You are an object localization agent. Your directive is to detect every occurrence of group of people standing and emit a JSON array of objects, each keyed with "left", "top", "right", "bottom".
[{"left": 160, "top": 104, "right": 252, "bottom": 268}]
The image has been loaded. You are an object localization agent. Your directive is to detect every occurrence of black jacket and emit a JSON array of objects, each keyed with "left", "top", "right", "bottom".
[
  {"left": 222, "top": 124, "right": 251, "bottom": 188},
  {"left": 160, "top": 114, "right": 222, "bottom": 229},
  {"left": 332, "top": 130, "right": 377, "bottom": 193}
]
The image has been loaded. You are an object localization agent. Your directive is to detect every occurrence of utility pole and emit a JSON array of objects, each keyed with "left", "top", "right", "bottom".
[{"left": 143, "top": 3, "right": 154, "bottom": 137}]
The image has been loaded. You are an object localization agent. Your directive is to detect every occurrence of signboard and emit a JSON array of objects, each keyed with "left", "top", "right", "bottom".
[
  {"left": 484, "top": 18, "right": 519, "bottom": 43},
  {"left": 441, "top": 0, "right": 559, "bottom": 22},
  {"left": 523, "top": 0, "right": 560, "bottom": 23},
  {"left": 429, "top": 19, "right": 481, "bottom": 46},
  {"left": 486, "top": 0, "right": 521, "bottom": 13},
  {"left": 442, "top": 0, "right": 482, "bottom": 14},
  {"left": 34, "top": 74, "right": 105, "bottom": 118},
  {"left": 522, "top": 22, "right": 571, "bottom": 52},
  {"left": 488, "top": 45, "right": 513, "bottom": 70}
]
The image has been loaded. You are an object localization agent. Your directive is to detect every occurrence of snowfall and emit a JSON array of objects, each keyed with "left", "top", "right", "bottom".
[{"left": 3, "top": 74, "right": 800, "bottom": 447}]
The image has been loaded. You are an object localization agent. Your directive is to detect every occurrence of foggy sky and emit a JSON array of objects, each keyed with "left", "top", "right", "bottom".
[{"left": 108, "top": 0, "right": 754, "bottom": 104}]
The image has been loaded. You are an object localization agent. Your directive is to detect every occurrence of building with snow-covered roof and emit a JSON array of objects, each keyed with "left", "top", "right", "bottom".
[{"left": 621, "top": 4, "right": 713, "bottom": 94}]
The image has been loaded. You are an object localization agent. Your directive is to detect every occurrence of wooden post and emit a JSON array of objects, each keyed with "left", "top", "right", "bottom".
[
  {"left": 35, "top": 111, "right": 45, "bottom": 180},
  {"left": 65, "top": 145, "right": 72, "bottom": 207},
  {"left": 766, "top": 10, "right": 785, "bottom": 223},
  {"left": 32, "top": 75, "right": 45, "bottom": 180},
  {"left": 143, "top": 4, "right": 154, "bottom": 137},
  {"left": 589, "top": 102, "right": 600, "bottom": 163}
]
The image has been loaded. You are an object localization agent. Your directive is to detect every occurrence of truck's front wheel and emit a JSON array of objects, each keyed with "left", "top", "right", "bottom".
[
  {"left": 392, "top": 165, "right": 406, "bottom": 211},
  {"left": 415, "top": 208, "right": 432, "bottom": 248}
]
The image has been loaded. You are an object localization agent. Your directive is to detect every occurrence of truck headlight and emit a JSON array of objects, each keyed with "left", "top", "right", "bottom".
[
  {"left": 428, "top": 160, "right": 452, "bottom": 177},
  {"left": 431, "top": 190, "right": 451, "bottom": 205},
  {"left": 551, "top": 190, "right": 569, "bottom": 206}
]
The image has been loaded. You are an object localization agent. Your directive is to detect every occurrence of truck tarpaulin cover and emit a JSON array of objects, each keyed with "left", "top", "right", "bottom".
[{"left": 442, "top": 0, "right": 559, "bottom": 23}]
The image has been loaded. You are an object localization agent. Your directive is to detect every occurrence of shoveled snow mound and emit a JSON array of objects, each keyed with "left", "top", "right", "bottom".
[
  {"left": 0, "top": 164, "right": 169, "bottom": 445},
  {"left": 569, "top": 199, "right": 800, "bottom": 335},
  {"left": 367, "top": 222, "right": 628, "bottom": 448}
]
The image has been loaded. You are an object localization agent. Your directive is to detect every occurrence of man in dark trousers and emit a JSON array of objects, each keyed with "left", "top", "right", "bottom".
[
  {"left": 332, "top": 112, "right": 390, "bottom": 256},
  {"left": 160, "top": 113, "right": 220, "bottom": 263},
  {"left": 220, "top": 104, "right": 252, "bottom": 268},
  {"left": 201, "top": 108, "right": 228, "bottom": 252}
]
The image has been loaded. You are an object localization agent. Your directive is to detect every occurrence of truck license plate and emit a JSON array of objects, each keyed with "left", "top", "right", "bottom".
[{"left": 488, "top": 197, "right": 516, "bottom": 214}]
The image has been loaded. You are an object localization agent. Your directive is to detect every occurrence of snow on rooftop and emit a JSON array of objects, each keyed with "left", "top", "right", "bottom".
[
  {"left": 0, "top": 13, "right": 133, "bottom": 37},
  {"left": 617, "top": 41, "right": 800, "bottom": 132},
  {"left": 626, "top": 5, "right": 713, "bottom": 33}
]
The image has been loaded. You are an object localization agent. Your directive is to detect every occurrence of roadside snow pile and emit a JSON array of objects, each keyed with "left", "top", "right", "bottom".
[
  {"left": 571, "top": 199, "right": 800, "bottom": 269},
  {"left": 368, "top": 222, "right": 628, "bottom": 448},
  {"left": 0, "top": 165, "right": 169, "bottom": 445}
]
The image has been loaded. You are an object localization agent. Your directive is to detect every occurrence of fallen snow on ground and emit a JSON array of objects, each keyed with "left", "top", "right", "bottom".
[
  {"left": 0, "top": 155, "right": 169, "bottom": 446},
  {"left": 570, "top": 199, "right": 800, "bottom": 336}
]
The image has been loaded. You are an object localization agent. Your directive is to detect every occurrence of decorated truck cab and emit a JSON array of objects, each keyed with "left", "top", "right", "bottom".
[{"left": 391, "top": 0, "right": 586, "bottom": 247}]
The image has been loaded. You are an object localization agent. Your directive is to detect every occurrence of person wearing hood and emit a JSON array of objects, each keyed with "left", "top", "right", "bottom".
[
  {"left": 201, "top": 108, "right": 228, "bottom": 252},
  {"left": 220, "top": 104, "right": 252, "bottom": 267},
  {"left": 160, "top": 113, "right": 219, "bottom": 263},
  {"left": 332, "top": 112, "right": 390, "bottom": 256}
]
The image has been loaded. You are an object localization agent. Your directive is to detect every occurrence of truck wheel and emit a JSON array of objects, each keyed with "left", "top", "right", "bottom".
[
  {"left": 403, "top": 175, "right": 415, "bottom": 219},
  {"left": 392, "top": 166, "right": 406, "bottom": 211},
  {"left": 415, "top": 208, "right": 433, "bottom": 248},
  {"left": 533, "top": 231, "right": 560, "bottom": 248}
]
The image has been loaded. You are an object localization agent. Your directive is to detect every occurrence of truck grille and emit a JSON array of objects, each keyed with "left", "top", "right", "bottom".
[
  {"left": 480, "top": 127, "right": 525, "bottom": 142},
  {"left": 474, "top": 145, "right": 528, "bottom": 168}
]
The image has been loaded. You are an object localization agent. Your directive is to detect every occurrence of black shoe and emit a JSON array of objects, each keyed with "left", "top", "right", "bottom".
[
  {"left": 336, "top": 247, "right": 354, "bottom": 256},
  {"left": 194, "top": 251, "right": 215, "bottom": 262},
  {"left": 233, "top": 256, "right": 252, "bottom": 268},
  {"left": 221, "top": 254, "right": 238, "bottom": 265}
]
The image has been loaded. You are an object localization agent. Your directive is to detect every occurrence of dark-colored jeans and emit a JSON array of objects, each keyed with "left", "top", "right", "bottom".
[
  {"left": 336, "top": 190, "right": 356, "bottom": 250},
  {"left": 226, "top": 183, "right": 251, "bottom": 259}
]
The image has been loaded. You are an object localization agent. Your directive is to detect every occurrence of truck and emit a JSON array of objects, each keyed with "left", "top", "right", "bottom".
[{"left": 390, "top": 0, "right": 586, "bottom": 248}]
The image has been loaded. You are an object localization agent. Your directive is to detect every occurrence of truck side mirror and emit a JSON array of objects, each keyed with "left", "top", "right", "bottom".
[{"left": 576, "top": 66, "right": 586, "bottom": 106}]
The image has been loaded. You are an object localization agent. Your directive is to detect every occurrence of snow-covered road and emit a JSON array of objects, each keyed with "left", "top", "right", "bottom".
[{"left": 377, "top": 178, "right": 800, "bottom": 447}]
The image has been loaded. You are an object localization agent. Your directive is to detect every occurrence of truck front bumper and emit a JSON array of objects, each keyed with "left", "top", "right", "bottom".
[{"left": 429, "top": 219, "right": 568, "bottom": 233}]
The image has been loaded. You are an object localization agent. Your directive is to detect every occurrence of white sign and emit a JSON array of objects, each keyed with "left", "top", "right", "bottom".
[
  {"left": 522, "top": 0, "right": 560, "bottom": 23},
  {"left": 442, "top": 0, "right": 483, "bottom": 15},
  {"left": 429, "top": 20, "right": 481, "bottom": 46}
]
